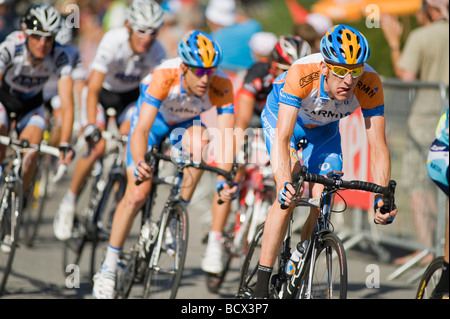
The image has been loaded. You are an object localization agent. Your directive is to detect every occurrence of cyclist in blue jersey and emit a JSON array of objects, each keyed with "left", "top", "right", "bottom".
[
  {"left": 252, "top": 25, "right": 398, "bottom": 298},
  {"left": 426, "top": 107, "right": 449, "bottom": 299}
]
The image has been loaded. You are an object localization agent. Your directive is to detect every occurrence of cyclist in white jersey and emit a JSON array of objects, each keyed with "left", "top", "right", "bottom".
[
  {"left": 43, "top": 20, "right": 86, "bottom": 148},
  {"left": 0, "top": 4, "right": 75, "bottom": 191},
  {"left": 53, "top": 0, "right": 167, "bottom": 241}
]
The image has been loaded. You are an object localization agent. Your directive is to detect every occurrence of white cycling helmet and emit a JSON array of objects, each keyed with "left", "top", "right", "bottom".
[
  {"left": 21, "top": 4, "right": 61, "bottom": 35},
  {"left": 126, "top": 0, "right": 164, "bottom": 30},
  {"left": 56, "top": 20, "right": 73, "bottom": 46}
]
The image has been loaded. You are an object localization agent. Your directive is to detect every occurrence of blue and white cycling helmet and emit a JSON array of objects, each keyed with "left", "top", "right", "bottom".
[
  {"left": 177, "top": 30, "right": 222, "bottom": 68},
  {"left": 320, "top": 24, "right": 370, "bottom": 65}
]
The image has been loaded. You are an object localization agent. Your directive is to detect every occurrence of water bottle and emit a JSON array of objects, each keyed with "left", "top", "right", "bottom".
[{"left": 285, "top": 241, "right": 308, "bottom": 276}]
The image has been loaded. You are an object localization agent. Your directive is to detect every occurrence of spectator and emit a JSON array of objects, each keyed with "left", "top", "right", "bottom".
[
  {"left": 205, "top": 0, "right": 261, "bottom": 72},
  {"left": 381, "top": 0, "right": 449, "bottom": 265},
  {"left": 248, "top": 31, "right": 278, "bottom": 62}
]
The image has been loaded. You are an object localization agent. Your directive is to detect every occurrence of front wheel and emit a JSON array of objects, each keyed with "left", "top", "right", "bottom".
[
  {"left": 0, "top": 186, "right": 23, "bottom": 296},
  {"left": 143, "top": 203, "right": 188, "bottom": 299},
  {"left": 236, "top": 222, "right": 264, "bottom": 299},
  {"left": 301, "top": 232, "right": 347, "bottom": 299},
  {"left": 416, "top": 256, "right": 445, "bottom": 299}
]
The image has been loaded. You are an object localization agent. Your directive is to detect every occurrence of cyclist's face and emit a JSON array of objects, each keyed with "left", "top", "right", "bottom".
[
  {"left": 128, "top": 25, "right": 157, "bottom": 55},
  {"left": 321, "top": 61, "right": 364, "bottom": 101},
  {"left": 181, "top": 63, "right": 215, "bottom": 97},
  {"left": 25, "top": 30, "right": 55, "bottom": 61}
]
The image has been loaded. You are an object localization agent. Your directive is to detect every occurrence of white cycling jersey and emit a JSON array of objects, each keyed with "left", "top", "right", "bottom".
[
  {"left": 0, "top": 31, "right": 74, "bottom": 101},
  {"left": 90, "top": 27, "right": 166, "bottom": 93}
]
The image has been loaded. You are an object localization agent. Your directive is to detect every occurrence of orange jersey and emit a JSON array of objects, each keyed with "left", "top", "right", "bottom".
[
  {"left": 140, "top": 57, "right": 234, "bottom": 125},
  {"left": 279, "top": 53, "right": 384, "bottom": 128}
]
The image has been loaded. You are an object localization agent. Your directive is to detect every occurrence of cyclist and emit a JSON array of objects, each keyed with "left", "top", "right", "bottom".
[
  {"left": 253, "top": 24, "right": 398, "bottom": 298},
  {"left": 92, "top": 29, "right": 237, "bottom": 299},
  {"left": 43, "top": 20, "right": 86, "bottom": 149},
  {"left": 235, "top": 35, "right": 311, "bottom": 154},
  {"left": 426, "top": 107, "right": 449, "bottom": 299},
  {"left": 53, "top": 0, "right": 166, "bottom": 241},
  {"left": 0, "top": 4, "right": 75, "bottom": 191}
]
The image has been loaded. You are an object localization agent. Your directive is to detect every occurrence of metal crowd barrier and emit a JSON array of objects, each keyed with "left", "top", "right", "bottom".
[{"left": 331, "top": 78, "right": 448, "bottom": 282}]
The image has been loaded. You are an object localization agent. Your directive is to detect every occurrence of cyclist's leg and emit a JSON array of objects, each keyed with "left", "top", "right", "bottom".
[
  {"left": 0, "top": 102, "right": 10, "bottom": 162},
  {"left": 16, "top": 106, "right": 45, "bottom": 191},
  {"left": 300, "top": 123, "right": 342, "bottom": 241}
]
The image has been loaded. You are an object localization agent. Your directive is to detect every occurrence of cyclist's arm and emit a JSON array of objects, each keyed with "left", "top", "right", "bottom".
[
  {"left": 364, "top": 114, "right": 397, "bottom": 223},
  {"left": 235, "top": 91, "right": 255, "bottom": 151},
  {"left": 216, "top": 111, "right": 235, "bottom": 173},
  {"left": 86, "top": 69, "right": 106, "bottom": 126},
  {"left": 130, "top": 101, "right": 158, "bottom": 167},
  {"left": 272, "top": 102, "right": 297, "bottom": 192},
  {"left": 57, "top": 75, "right": 74, "bottom": 145}
]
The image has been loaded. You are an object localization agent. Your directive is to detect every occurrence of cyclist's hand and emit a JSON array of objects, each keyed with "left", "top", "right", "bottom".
[
  {"left": 134, "top": 160, "right": 154, "bottom": 183},
  {"left": 58, "top": 142, "right": 75, "bottom": 165},
  {"left": 216, "top": 181, "right": 238, "bottom": 202},
  {"left": 278, "top": 182, "right": 296, "bottom": 209},
  {"left": 374, "top": 197, "right": 397, "bottom": 225},
  {"left": 83, "top": 124, "right": 101, "bottom": 146}
]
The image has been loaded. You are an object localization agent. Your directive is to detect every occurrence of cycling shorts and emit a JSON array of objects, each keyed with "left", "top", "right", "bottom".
[
  {"left": 0, "top": 102, "right": 45, "bottom": 134},
  {"left": 261, "top": 107, "right": 342, "bottom": 176},
  {"left": 126, "top": 111, "right": 204, "bottom": 168},
  {"left": 427, "top": 139, "right": 449, "bottom": 195},
  {"left": 80, "top": 87, "right": 136, "bottom": 129}
]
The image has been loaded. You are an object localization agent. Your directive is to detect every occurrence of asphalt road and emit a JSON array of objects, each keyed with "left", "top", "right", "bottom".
[{"left": 0, "top": 166, "right": 421, "bottom": 301}]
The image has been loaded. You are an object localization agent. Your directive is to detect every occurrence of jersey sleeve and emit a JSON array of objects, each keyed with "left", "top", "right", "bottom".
[
  {"left": 140, "top": 67, "right": 174, "bottom": 109},
  {"left": 354, "top": 68, "right": 385, "bottom": 117},
  {"left": 280, "top": 63, "right": 319, "bottom": 108},
  {"left": 0, "top": 39, "right": 15, "bottom": 75},
  {"left": 54, "top": 46, "right": 74, "bottom": 79},
  {"left": 90, "top": 31, "right": 115, "bottom": 74},
  {"left": 209, "top": 74, "right": 235, "bottom": 114}
]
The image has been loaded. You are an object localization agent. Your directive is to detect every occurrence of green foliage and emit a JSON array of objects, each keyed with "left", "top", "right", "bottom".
[{"left": 249, "top": 0, "right": 419, "bottom": 78}]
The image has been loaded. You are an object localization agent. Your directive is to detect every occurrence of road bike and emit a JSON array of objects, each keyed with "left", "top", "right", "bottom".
[
  {"left": 415, "top": 256, "right": 446, "bottom": 299},
  {"left": 237, "top": 166, "right": 396, "bottom": 299},
  {"left": 116, "top": 144, "right": 237, "bottom": 299},
  {"left": 62, "top": 130, "right": 127, "bottom": 281},
  {"left": 0, "top": 136, "right": 61, "bottom": 296},
  {"left": 206, "top": 129, "right": 276, "bottom": 293}
]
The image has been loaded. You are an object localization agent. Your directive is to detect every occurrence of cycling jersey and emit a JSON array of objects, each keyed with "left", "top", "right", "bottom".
[
  {"left": 278, "top": 53, "right": 384, "bottom": 128},
  {"left": 261, "top": 53, "right": 385, "bottom": 175},
  {"left": 81, "top": 27, "right": 166, "bottom": 128},
  {"left": 0, "top": 31, "right": 74, "bottom": 115},
  {"left": 126, "top": 57, "right": 234, "bottom": 168},
  {"left": 427, "top": 108, "right": 449, "bottom": 195},
  {"left": 238, "top": 62, "right": 277, "bottom": 116},
  {"left": 90, "top": 27, "right": 166, "bottom": 93}
]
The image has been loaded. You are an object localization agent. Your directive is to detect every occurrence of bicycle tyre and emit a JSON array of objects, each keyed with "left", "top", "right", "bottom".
[
  {"left": 236, "top": 222, "right": 265, "bottom": 299},
  {"left": 299, "top": 232, "right": 347, "bottom": 299},
  {"left": 416, "top": 256, "right": 444, "bottom": 299},
  {"left": 62, "top": 215, "right": 87, "bottom": 275},
  {"left": 0, "top": 185, "right": 23, "bottom": 296},
  {"left": 89, "top": 173, "right": 126, "bottom": 281},
  {"left": 22, "top": 153, "right": 50, "bottom": 247},
  {"left": 142, "top": 202, "right": 188, "bottom": 299}
]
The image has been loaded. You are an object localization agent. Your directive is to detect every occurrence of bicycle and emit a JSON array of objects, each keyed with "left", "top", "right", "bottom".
[
  {"left": 21, "top": 114, "right": 67, "bottom": 247},
  {"left": 62, "top": 130, "right": 127, "bottom": 281},
  {"left": 237, "top": 165, "right": 396, "bottom": 299},
  {"left": 0, "top": 135, "right": 61, "bottom": 296},
  {"left": 116, "top": 144, "right": 237, "bottom": 299},
  {"left": 206, "top": 129, "right": 276, "bottom": 293},
  {"left": 415, "top": 256, "right": 446, "bottom": 299}
]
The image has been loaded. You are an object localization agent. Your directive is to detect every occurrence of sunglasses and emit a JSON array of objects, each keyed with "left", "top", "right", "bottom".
[
  {"left": 188, "top": 66, "right": 216, "bottom": 77},
  {"left": 132, "top": 27, "right": 158, "bottom": 38},
  {"left": 26, "top": 30, "right": 55, "bottom": 42},
  {"left": 326, "top": 63, "right": 364, "bottom": 79}
]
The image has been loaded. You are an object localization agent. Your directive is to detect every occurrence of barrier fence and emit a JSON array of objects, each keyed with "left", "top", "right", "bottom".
[{"left": 329, "top": 78, "right": 448, "bottom": 281}]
